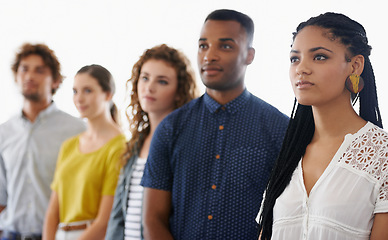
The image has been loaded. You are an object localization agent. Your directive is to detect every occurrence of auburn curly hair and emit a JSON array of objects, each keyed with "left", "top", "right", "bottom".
[{"left": 123, "top": 44, "right": 199, "bottom": 164}]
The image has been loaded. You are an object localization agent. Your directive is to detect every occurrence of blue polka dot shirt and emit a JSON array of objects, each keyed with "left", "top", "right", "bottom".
[{"left": 141, "top": 89, "right": 289, "bottom": 239}]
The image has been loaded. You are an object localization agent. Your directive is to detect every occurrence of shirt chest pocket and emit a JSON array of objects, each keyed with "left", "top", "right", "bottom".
[{"left": 225, "top": 146, "right": 272, "bottom": 191}]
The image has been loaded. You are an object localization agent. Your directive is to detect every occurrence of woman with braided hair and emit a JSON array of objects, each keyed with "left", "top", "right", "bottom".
[{"left": 257, "top": 12, "right": 387, "bottom": 240}]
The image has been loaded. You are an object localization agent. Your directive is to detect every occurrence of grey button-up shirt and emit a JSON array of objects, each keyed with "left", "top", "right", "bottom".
[{"left": 0, "top": 103, "right": 86, "bottom": 235}]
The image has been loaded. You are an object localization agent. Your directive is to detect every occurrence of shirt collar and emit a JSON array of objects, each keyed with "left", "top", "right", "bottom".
[
  {"left": 204, "top": 89, "right": 250, "bottom": 115},
  {"left": 19, "top": 101, "right": 58, "bottom": 121}
]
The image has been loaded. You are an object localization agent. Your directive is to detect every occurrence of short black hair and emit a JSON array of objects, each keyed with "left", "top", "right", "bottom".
[{"left": 205, "top": 9, "right": 254, "bottom": 47}]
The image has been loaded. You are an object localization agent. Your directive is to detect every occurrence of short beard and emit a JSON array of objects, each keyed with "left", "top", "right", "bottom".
[{"left": 22, "top": 92, "right": 41, "bottom": 102}]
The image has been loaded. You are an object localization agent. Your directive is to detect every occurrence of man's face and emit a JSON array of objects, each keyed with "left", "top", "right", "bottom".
[
  {"left": 197, "top": 20, "right": 254, "bottom": 91},
  {"left": 15, "top": 54, "right": 58, "bottom": 102}
]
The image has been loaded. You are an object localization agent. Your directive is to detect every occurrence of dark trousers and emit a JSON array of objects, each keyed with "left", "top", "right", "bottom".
[{"left": 0, "top": 230, "right": 42, "bottom": 240}]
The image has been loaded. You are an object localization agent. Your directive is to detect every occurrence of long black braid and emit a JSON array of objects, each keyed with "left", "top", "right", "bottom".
[{"left": 258, "top": 12, "right": 383, "bottom": 239}]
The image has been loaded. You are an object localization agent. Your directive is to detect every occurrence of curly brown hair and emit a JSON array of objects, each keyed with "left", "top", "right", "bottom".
[
  {"left": 123, "top": 44, "right": 199, "bottom": 165},
  {"left": 11, "top": 43, "right": 63, "bottom": 95}
]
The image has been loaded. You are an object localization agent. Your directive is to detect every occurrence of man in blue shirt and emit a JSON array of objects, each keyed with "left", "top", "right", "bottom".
[
  {"left": 141, "top": 9, "right": 289, "bottom": 239},
  {"left": 0, "top": 43, "right": 85, "bottom": 240}
]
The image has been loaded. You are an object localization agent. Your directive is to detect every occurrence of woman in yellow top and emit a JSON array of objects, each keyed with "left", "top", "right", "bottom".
[{"left": 43, "top": 64, "right": 126, "bottom": 240}]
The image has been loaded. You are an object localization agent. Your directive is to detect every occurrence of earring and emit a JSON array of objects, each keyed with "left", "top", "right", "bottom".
[{"left": 345, "top": 74, "right": 364, "bottom": 93}]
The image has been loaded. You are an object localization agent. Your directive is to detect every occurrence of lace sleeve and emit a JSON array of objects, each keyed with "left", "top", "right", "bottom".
[
  {"left": 371, "top": 128, "right": 388, "bottom": 213},
  {"left": 337, "top": 125, "right": 388, "bottom": 213}
]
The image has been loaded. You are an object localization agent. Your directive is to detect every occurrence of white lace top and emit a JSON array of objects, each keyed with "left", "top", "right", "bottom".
[{"left": 257, "top": 122, "right": 388, "bottom": 240}]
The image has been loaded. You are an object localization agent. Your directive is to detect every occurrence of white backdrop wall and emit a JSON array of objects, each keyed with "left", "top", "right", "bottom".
[{"left": 1, "top": 0, "right": 386, "bottom": 129}]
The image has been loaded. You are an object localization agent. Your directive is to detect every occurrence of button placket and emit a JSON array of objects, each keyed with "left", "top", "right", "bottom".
[
  {"left": 208, "top": 106, "right": 227, "bottom": 225},
  {"left": 303, "top": 196, "right": 309, "bottom": 240}
]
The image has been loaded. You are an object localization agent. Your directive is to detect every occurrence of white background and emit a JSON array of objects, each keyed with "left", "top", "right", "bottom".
[{"left": 0, "top": 0, "right": 386, "bottom": 128}]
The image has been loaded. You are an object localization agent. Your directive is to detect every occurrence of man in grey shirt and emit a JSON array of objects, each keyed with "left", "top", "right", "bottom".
[{"left": 0, "top": 43, "right": 86, "bottom": 240}]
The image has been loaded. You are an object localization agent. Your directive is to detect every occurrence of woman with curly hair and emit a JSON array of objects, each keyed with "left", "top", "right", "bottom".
[{"left": 105, "top": 44, "right": 198, "bottom": 240}]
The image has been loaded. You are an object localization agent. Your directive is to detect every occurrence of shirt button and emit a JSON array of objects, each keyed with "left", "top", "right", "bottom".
[
  {"left": 211, "top": 184, "right": 216, "bottom": 190},
  {"left": 215, "top": 154, "right": 220, "bottom": 159},
  {"left": 219, "top": 125, "right": 224, "bottom": 130},
  {"left": 208, "top": 215, "right": 213, "bottom": 220},
  {"left": 221, "top": 107, "right": 226, "bottom": 111}
]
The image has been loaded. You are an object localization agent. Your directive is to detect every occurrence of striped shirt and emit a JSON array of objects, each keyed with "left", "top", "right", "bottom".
[{"left": 124, "top": 157, "right": 146, "bottom": 240}]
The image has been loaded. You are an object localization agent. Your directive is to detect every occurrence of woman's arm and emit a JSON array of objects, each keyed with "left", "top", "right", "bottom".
[
  {"left": 370, "top": 213, "right": 388, "bottom": 240},
  {"left": 142, "top": 187, "right": 173, "bottom": 240},
  {"left": 78, "top": 195, "right": 114, "bottom": 240},
  {"left": 42, "top": 191, "right": 60, "bottom": 240}
]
